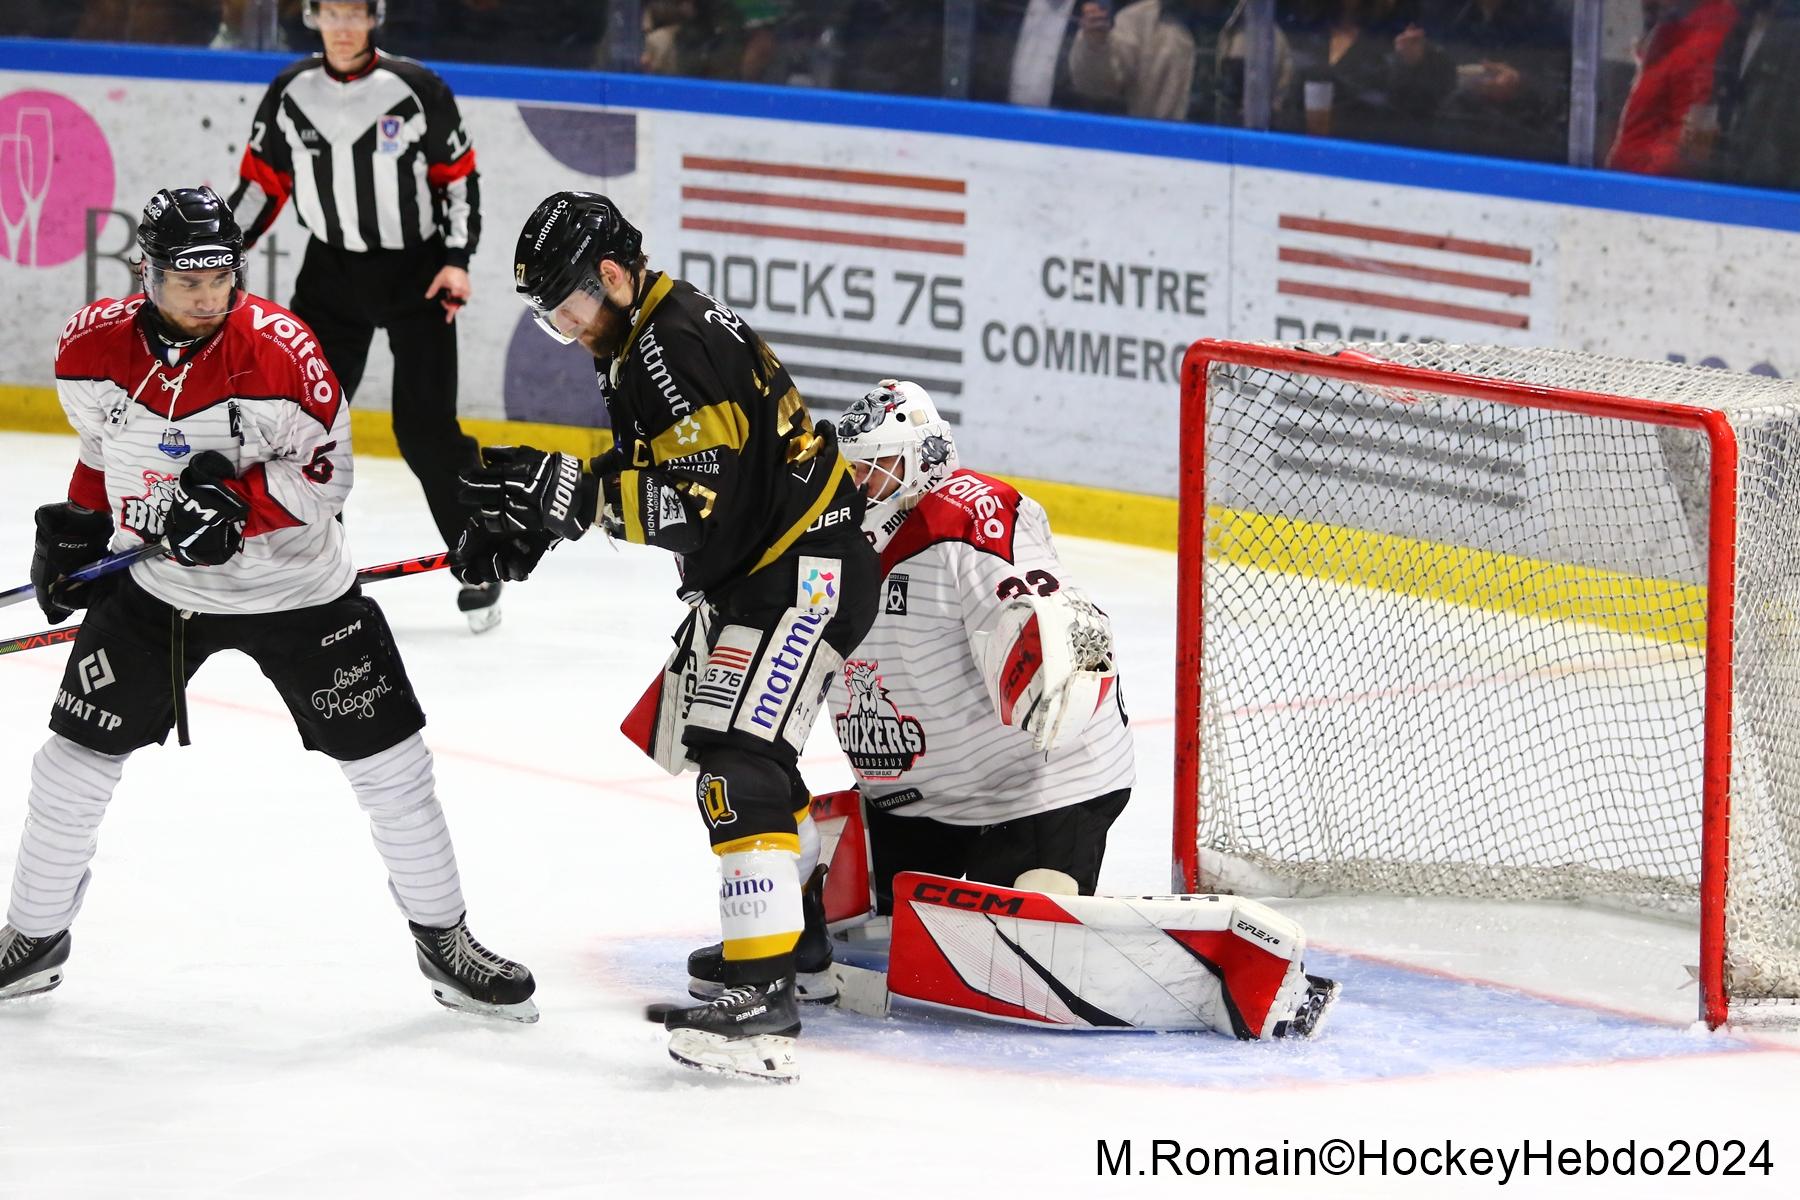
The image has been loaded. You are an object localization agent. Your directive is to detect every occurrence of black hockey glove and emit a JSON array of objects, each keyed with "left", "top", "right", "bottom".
[
  {"left": 450, "top": 525, "right": 557, "bottom": 585},
  {"left": 30, "top": 502, "right": 114, "bottom": 624},
  {"left": 458, "top": 446, "right": 598, "bottom": 543},
  {"left": 163, "top": 450, "right": 249, "bottom": 567}
]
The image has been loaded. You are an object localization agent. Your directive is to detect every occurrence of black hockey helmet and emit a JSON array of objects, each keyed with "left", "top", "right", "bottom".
[
  {"left": 137, "top": 186, "right": 245, "bottom": 274},
  {"left": 514, "top": 191, "right": 642, "bottom": 343},
  {"left": 137, "top": 186, "right": 247, "bottom": 331},
  {"left": 303, "top": 1, "right": 386, "bottom": 28}
]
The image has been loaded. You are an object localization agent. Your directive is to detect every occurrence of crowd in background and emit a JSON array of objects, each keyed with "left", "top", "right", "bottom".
[{"left": 2, "top": 0, "right": 1796, "bottom": 191}]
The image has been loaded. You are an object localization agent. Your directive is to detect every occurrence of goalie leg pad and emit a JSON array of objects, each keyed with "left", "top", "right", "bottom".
[{"left": 887, "top": 873, "right": 1319, "bottom": 1037}]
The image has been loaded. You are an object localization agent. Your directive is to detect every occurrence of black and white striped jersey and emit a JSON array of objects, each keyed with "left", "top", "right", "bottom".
[{"left": 230, "top": 52, "right": 480, "bottom": 265}]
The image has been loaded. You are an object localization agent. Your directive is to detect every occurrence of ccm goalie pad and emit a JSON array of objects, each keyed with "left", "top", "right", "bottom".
[
  {"left": 886, "top": 872, "right": 1338, "bottom": 1039},
  {"left": 976, "top": 586, "right": 1117, "bottom": 752},
  {"left": 620, "top": 605, "right": 711, "bottom": 774}
]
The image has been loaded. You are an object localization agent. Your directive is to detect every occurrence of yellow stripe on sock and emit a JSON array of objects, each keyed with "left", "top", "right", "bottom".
[
  {"left": 723, "top": 931, "right": 802, "bottom": 961},
  {"left": 713, "top": 832, "right": 802, "bottom": 856}
]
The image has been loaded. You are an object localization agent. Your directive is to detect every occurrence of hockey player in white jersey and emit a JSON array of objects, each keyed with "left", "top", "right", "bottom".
[
  {"left": 0, "top": 186, "right": 535, "bottom": 1021},
  {"left": 688, "top": 380, "right": 1340, "bottom": 1039}
]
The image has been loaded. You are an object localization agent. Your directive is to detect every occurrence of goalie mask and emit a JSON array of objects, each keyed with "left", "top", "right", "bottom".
[
  {"left": 836, "top": 380, "right": 958, "bottom": 548},
  {"left": 137, "top": 186, "right": 246, "bottom": 341}
]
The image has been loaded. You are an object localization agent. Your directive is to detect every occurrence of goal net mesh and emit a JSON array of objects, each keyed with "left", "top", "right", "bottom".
[{"left": 1192, "top": 344, "right": 1800, "bottom": 1004}]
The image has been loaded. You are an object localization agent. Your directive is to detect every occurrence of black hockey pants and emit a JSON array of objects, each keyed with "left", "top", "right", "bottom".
[{"left": 290, "top": 238, "right": 479, "bottom": 550}]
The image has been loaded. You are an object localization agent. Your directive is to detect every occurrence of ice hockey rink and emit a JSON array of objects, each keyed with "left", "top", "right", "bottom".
[{"left": 1, "top": 431, "right": 1796, "bottom": 1198}]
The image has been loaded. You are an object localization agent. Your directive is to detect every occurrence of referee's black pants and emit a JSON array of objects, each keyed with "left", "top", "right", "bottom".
[{"left": 290, "top": 237, "right": 478, "bottom": 551}]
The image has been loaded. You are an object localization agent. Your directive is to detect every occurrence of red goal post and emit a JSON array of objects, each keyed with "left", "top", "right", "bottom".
[{"left": 1174, "top": 339, "right": 1800, "bottom": 1029}]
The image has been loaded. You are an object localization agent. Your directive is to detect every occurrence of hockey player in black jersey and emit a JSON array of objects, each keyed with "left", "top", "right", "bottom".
[{"left": 456, "top": 192, "right": 878, "bottom": 1081}]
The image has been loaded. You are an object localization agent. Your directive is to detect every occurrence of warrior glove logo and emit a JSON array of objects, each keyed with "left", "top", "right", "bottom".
[{"left": 547, "top": 454, "right": 582, "bottom": 525}]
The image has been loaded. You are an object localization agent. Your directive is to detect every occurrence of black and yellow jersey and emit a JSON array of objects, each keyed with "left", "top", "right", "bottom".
[{"left": 600, "top": 272, "right": 855, "bottom": 597}]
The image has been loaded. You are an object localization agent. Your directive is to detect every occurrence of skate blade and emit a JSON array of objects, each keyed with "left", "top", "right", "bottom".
[
  {"left": 666, "top": 1028, "right": 798, "bottom": 1083},
  {"left": 686, "top": 968, "right": 838, "bottom": 1004},
  {"left": 464, "top": 605, "right": 502, "bottom": 635},
  {"left": 429, "top": 984, "right": 539, "bottom": 1023},
  {"left": 0, "top": 966, "right": 64, "bottom": 1001}
]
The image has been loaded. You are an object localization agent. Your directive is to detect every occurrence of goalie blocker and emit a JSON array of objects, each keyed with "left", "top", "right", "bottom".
[{"left": 884, "top": 871, "right": 1338, "bottom": 1039}]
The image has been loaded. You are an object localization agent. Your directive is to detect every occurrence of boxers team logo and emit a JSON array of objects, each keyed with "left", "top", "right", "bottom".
[
  {"left": 120, "top": 470, "right": 181, "bottom": 540},
  {"left": 834, "top": 660, "right": 925, "bottom": 781},
  {"left": 76, "top": 649, "right": 115, "bottom": 694}
]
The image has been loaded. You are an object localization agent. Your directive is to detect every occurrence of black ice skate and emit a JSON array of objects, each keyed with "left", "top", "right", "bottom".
[
  {"left": 647, "top": 977, "right": 800, "bottom": 1083},
  {"left": 409, "top": 916, "right": 538, "bottom": 1022},
  {"left": 1272, "top": 974, "right": 1341, "bottom": 1039},
  {"left": 0, "top": 926, "right": 71, "bottom": 1001},
  {"left": 457, "top": 581, "right": 502, "bottom": 634},
  {"left": 687, "top": 867, "right": 836, "bottom": 1003}
]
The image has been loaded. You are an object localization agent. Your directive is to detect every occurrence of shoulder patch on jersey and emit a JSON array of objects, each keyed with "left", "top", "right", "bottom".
[
  {"left": 235, "top": 300, "right": 343, "bottom": 429},
  {"left": 57, "top": 296, "right": 147, "bottom": 374},
  {"left": 881, "top": 470, "right": 1022, "bottom": 574}
]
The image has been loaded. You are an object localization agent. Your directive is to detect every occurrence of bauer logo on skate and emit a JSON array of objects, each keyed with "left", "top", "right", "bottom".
[{"left": 309, "top": 659, "right": 392, "bottom": 721}]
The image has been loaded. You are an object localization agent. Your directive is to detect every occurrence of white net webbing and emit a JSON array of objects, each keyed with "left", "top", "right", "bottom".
[{"left": 1193, "top": 343, "right": 1800, "bottom": 1005}]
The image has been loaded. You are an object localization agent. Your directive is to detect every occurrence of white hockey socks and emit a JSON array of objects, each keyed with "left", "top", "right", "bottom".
[
  {"left": 796, "top": 805, "right": 820, "bottom": 882},
  {"left": 340, "top": 734, "right": 466, "bottom": 929},
  {"left": 718, "top": 846, "right": 805, "bottom": 970},
  {"left": 7, "top": 735, "right": 128, "bottom": 936}
]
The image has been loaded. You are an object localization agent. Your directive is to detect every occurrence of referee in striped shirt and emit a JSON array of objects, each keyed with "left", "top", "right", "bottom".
[{"left": 229, "top": 1, "right": 497, "bottom": 631}]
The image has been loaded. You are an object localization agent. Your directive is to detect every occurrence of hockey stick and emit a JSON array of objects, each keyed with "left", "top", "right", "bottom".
[
  {"left": 0, "top": 541, "right": 167, "bottom": 613},
  {"left": 0, "top": 551, "right": 451, "bottom": 657}
]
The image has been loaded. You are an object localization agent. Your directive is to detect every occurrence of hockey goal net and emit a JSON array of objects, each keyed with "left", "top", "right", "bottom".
[{"left": 1174, "top": 340, "right": 1800, "bottom": 1028}]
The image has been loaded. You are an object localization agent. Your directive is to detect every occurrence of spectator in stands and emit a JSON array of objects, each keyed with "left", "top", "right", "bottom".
[
  {"left": 1283, "top": 0, "right": 1439, "bottom": 144},
  {"left": 972, "top": 0, "right": 1121, "bottom": 113},
  {"left": 0, "top": 2, "right": 80, "bottom": 38},
  {"left": 639, "top": 0, "right": 746, "bottom": 78},
  {"left": 1703, "top": 0, "right": 1800, "bottom": 189},
  {"left": 1390, "top": 0, "right": 1570, "bottom": 162},
  {"left": 72, "top": 0, "right": 221, "bottom": 43},
  {"left": 1067, "top": 0, "right": 1290, "bottom": 124},
  {"left": 834, "top": 0, "right": 947, "bottom": 95},
  {"left": 1605, "top": 0, "right": 1737, "bottom": 176}
]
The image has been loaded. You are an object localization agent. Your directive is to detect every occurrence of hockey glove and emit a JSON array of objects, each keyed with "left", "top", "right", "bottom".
[
  {"left": 30, "top": 502, "right": 114, "bottom": 623},
  {"left": 459, "top": 446, "right": 598, "bottom": 542},
  {"left": 979, "top": 587, "right": 1118, "bottom": 753},
  {"left": 450, "top": 525, "right": 557, "bottom": 586},
  {"left": 163, "top": 450, "right": 249, "bottom": 567}
]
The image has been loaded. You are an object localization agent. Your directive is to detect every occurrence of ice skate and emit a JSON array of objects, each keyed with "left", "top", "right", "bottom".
[
  {"left": 687, "top": 868, "right": 836, "bottom": 1003},
  {"left": 457, "top": 581, "right": 502, "bottom": 634},
  {"left": 647, "top": 977, "right": 800, "bottom": 1083},
  {"left": 409, "top": 916, "right": 538, "bottom": 1022},
  {"left": 1272, "top": 974, "right": 1340, "bottom": 1039},
  {"left": 0, "top": 926, "right": 71, "bottom": 1001}
]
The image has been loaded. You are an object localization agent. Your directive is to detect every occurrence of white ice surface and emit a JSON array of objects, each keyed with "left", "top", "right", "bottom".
[{"left": 1, "top": 432, "right": 1796, "bottom": 1198}]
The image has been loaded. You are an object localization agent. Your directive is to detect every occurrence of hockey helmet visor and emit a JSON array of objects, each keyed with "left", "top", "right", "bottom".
[
  {"left": 515, "top": 192, "right": 642, "bottom": 343},
  {"left": 138, "top": 186, "right": 247, "bottom": 325}
]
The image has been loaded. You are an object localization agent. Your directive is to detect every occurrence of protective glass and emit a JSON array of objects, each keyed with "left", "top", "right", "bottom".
[
  {"left": 144, "top": 262, "right": 244, "bottom": 329},
  {"left": 528, "top": 279, "right": 605, "bottom": 345}
]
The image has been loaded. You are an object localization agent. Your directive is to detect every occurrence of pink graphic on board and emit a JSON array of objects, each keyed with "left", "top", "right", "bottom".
[{"left": 0, "top": 90, "right": 115, "bottom": 268}]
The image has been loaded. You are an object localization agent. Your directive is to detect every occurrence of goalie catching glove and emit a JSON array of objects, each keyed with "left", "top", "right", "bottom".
[
  {"left": 977, "top": 586, "right": 1118, "bottom": 752},
  {"left": 163, "top": 450, "right": 249, "bottom": 567}
]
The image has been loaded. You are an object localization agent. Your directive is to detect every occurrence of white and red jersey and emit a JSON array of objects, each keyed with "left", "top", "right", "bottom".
[
  {"left": 826, "top": 469, "right": 1134, "bottom": 825},
  {"left": 54, "top": 293, "right": 356, "bottom": 614}
]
